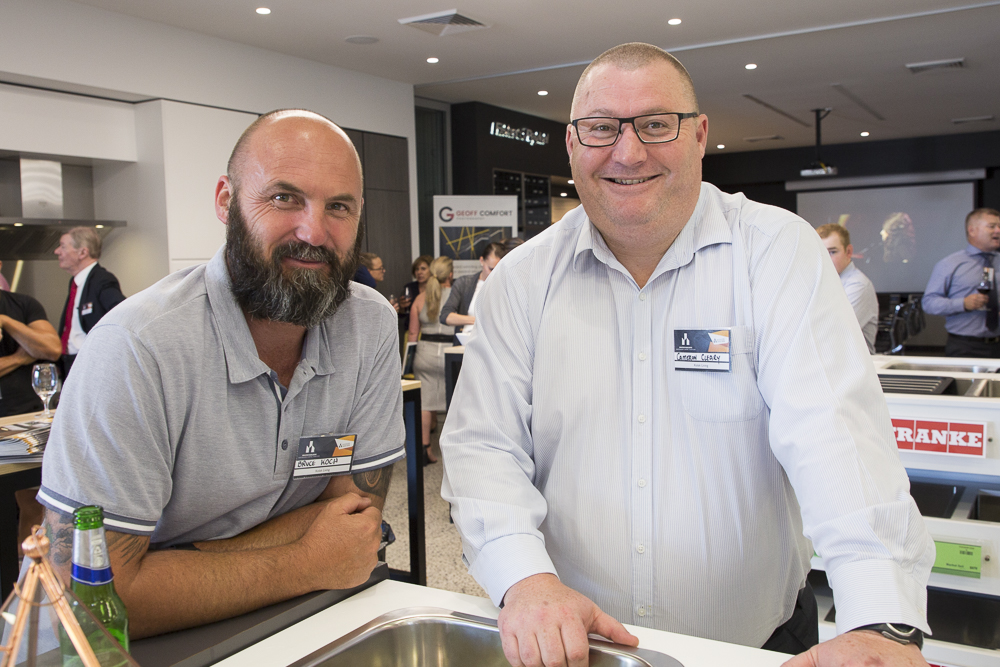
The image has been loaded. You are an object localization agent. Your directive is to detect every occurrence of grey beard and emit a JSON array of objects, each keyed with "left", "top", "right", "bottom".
[{"left": 225, "top": 199, "right": 362, "bottom": 328}]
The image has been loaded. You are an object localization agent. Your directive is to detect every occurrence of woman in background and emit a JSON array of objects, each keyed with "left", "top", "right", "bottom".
[
  {"left": 408, "top": 257, "right": 454, "bottom": 464},
  {"left": 397, "top": 255, "right": 432, "bottom": 322}
]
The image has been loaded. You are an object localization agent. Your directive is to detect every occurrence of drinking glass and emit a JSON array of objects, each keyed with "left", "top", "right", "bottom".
[{"left": 31, "top": 363, "right": 60, "bottom": 419}]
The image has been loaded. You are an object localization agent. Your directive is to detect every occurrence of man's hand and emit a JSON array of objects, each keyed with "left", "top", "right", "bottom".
[
  {"left": 295, "top": 492, "right": 382, "bottom": 590},
  {"left": 497, "top": 574, "right": 638, "bottom": 667},
  {"left": 782, "top": 630, "right": 929, "bottom": 667},
  {"left": 964, "top": 293, "right": 988, "bottom": 311}
]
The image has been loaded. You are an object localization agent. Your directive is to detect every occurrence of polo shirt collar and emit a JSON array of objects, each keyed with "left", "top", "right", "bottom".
[{"left": 204, "top": 247, "right": 333, "bottom": 385}]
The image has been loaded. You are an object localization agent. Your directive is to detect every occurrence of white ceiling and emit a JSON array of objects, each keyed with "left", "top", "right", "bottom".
[{"left": 70, "top": 0, "right": 1000, "bottom": 154}]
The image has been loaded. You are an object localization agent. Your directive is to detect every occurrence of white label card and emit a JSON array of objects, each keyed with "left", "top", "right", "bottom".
[{"left": 674, "top": 329, "right": 731, "bottom": 372}]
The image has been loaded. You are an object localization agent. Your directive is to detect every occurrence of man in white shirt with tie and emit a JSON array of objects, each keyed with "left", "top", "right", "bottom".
[
  {"left": 441, "top": 43, "right": 933, "bottom": 667},
  {"left": 817, "top": 224, "right": 879, "bottom": 353}
]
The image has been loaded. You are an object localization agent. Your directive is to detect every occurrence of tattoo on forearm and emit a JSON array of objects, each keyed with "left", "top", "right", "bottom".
[
  {"left": 106, "top": 532, "right": 148, "bottom": 568},
  {"left": 43, "top": 509, "right": 75, "bottom": 567},
  {"left": 352, "top": 466, "right": 393, "bottom": 509}
]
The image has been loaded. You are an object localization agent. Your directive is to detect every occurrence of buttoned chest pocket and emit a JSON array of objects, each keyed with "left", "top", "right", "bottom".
[{"left": 677, "top": 325, "right": 765, "bottom": 422}]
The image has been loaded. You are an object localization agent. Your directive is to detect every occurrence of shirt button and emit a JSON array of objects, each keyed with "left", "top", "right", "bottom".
[
  {"left": 638, "top": 352, "right": 647, "bottom": 361},
  {"left": 636, "top": 543, "right": 645, "bottom": 554},
  {"left": 638, "top": 293, "right": 647, "bottom": 301},
  {"left": 638, "top": 478, "right": 647, "bottom": 488},
  {"left": 637, "top": 606, "right": 646, "bottom": 617},
  {"left": 281, "top": 439, "right": 288, "bottom": 450},
  {"left": 638, "top": 414, "right": 646, "bottom": 423}
]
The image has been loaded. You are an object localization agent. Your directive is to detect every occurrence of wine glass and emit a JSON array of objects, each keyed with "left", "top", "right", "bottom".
[{"left": 31, "top": 363, "right": 60, "bottom": 420}]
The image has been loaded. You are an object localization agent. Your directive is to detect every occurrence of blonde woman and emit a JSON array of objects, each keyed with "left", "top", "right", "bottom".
[{"left": 408, "top": 257, "right": 454, "bottom": 464}]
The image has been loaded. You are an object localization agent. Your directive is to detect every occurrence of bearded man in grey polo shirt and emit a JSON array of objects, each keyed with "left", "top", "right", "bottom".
[{"left": 37, "top": 110, "right": 405, "bottom": 638}]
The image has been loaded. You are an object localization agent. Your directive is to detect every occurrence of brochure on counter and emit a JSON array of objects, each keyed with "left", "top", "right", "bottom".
[{"left": 0, "top": 420, "right": 50, "bottom": 462}]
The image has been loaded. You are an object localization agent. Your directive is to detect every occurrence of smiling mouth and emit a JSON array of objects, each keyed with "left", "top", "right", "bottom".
[{"left": 606, "top": 176, "right": 657, "bottom": 185}]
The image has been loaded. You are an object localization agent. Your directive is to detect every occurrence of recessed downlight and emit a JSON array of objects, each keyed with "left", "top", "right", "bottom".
[
  {"left": 745, "top": 63, "right": 757, "bottom": 70},
  {"left": 567, "top": 180, "right": 574, "bottom": 185},
  {"left": 716, "top": 144, "right": 725, "bottom": 149},
  {"left": 13, "top": 222, "right": 23, "bottom": 227},
  {"left": 426, "top": 57, "right": 439, "bottom": 64},
  {"left": 256, "top": 7, "right": 271, "bottom": 14},
  {"left": 95, "top": 224, "right": 104, "bottom": 229},
  {"left": 668, "top": 18, "right": 682, "bottom": 25},
  {"left": 537, "top": 90, "right": 548, "bottom": 96},
  {"left": 345, "top": 35, "right": 379, "bottom": 45},
  {"left": 860, "top": 131, "right": 870, "bottom": 137},
  {"left": 560, "top": 192, "right": 567, "bottom": 197}
]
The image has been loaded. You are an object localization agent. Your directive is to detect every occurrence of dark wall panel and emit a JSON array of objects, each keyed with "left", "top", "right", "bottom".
[
  {"left": 364, "top": 133, "right": 409, "bottom": 192},
  {"left": 364, "top": 189, "right": 411, "bottom": 299}
]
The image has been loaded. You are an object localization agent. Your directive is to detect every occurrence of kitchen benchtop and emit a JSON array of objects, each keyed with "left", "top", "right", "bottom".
[{"left": 215, "top": 580, "right": 788, "bottom": 667}]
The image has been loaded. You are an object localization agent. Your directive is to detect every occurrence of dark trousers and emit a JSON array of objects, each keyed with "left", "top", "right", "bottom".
[
  {"left": 760, "top": 582, "right": 819, "bottom": 655},
  {"left": 944, "top": 334, "right": 1000, "bottom": 358},
  {"left": 59, "top": 354, "right": 76, "bottom": 379}
]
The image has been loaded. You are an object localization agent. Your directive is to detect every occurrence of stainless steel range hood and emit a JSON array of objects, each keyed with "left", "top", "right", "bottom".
[{"left": 0, "top": 158, "right": 125, "bottom": 260}]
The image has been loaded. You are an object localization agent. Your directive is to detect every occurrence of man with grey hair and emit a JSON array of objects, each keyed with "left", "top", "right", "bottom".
[
  {"left": 54, "top": 226, "right": 126, "bottom": 376},
  {"left": 442, "top": 43, "right": 933, "bottom": 667},
  {"left": 37, "top": 109, "right": 404, "bottom": 637}
]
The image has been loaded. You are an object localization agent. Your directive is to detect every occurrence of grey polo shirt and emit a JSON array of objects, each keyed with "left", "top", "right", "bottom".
[{"left": 38, "top": 247, "right": 404, "bottom": 546}]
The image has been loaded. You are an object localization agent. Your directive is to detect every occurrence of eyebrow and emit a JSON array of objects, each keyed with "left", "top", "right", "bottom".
[
  {"left": 584, "top": 108, "right": 674, "bottom": 117},
  {"left": 267, "top": 181, "right": 359, "bottom": 205}
]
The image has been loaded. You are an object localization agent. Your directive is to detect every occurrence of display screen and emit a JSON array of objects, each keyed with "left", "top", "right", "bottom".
[{"left": 797, "top": 182, "right": 975, "bottom": 293}]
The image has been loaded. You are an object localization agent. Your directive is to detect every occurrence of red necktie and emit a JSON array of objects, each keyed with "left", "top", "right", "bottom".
[{"left": 61, "top": 280, "right": 77, "bottom": 354}]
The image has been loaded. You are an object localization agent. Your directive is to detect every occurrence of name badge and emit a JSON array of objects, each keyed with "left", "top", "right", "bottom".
[
  {"left": 674, "top": 329, "right": 731, "bottom": 372},
  {"left": 81, "top": 302, "right": 94, "bottom": 316},
  {"left": 292, "top": 434, "right": 356, "bottom": 479}
]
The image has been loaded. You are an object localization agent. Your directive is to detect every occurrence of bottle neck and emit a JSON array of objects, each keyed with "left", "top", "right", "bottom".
[{"left": 71, "top": 526, "right": 113, "bottom": 585}]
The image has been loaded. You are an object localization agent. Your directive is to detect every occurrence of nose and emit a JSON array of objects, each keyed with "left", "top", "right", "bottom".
[
  {"left": 610, "top": 123, "right": 648, "bottom": 166},
  {"left": 294, "top": 205, "right": 328, "bottom": 247}
]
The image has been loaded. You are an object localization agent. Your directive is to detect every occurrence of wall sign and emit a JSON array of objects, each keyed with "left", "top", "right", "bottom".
[
  {"left": 433, "top": 195, "right": 518, "bottom": 277},
  {"left": 890, "top": 418, "right": 986, "bottom": 457},
  {"left": 490, "top": 122, "right": 549, "bottom": 147}
]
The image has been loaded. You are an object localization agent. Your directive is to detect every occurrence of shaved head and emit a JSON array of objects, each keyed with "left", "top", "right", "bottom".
[
  {"left": 227, "top": 109, "right": 362, "bottom": 191},
  {"left": 572, "top": 43, "right": 699, "bottom": 118}
]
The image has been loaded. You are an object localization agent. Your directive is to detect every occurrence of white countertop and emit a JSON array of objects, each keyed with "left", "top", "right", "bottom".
[{"left": 215, "top": 580, "right": 787, "bottom": 666}]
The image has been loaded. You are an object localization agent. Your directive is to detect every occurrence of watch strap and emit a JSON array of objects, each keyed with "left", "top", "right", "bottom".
[{"left": 852, "top": 623, "right": 924, "bottom": 650}]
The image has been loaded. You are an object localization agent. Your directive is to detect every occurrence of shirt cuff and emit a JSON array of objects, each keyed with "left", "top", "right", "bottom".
[
  {"left": 827, "top": 559, "right": 931, "bottom": 635},
  {"left": 468, "top": 533, "right": 558, "bottom": 608}
]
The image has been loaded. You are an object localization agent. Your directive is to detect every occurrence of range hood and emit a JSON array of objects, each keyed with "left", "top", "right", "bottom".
[{"left": 0, "top": 158, "right": 125, "bottom": 261}]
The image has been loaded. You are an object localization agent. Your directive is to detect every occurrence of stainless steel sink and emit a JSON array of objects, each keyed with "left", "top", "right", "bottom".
[
  {"left": 883, "top": 362, "right": 1000, "bottom": 373},
  {"left": 288, "top": 607, "right": 685, "bottom": 666}
]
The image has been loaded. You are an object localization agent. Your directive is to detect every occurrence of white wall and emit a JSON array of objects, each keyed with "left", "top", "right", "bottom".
[{"left": 0, "top": 0, "right": 420, "bottom": 290}]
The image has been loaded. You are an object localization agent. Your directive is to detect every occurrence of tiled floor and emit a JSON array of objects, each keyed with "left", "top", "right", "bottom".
[{"left": 381, "top": 423, "right": 489, "bottom": 599}]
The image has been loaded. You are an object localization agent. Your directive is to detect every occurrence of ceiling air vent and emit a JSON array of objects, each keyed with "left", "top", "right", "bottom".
[
  {"left": 905, "top": 58, "right": 964, "bottom": 74},
  {"left": 744, "top": 135, "right": 784, "bottom": 143},
  {"left": 399, "top": 9, "right": 489, "bottom": 36}
]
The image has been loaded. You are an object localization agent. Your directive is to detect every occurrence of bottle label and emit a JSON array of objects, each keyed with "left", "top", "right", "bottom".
[
  {"left": 71, "top": 527, "right": 114, "bottom": 585},
  {"left": 71, "top": 563, "right": 113, "bottom": 585}
]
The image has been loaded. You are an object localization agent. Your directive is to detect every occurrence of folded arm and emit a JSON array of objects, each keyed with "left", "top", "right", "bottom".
[
  {"left": 0, "top": 315, "right": 61, "bottom": 362},
  {"left": 0, "top": 346, "right": 34, "bottom": 379},
  {"left": 43, "top": 468, "right": 391, "bottom": 639}
]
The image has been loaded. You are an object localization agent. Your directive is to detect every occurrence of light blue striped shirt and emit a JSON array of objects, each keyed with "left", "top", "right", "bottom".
[
  {"left": 839, "top": 262, "right": 878, "bottom": 353},
  {"left": 923, "top": 244, "right": 1000, "bottom": 337},
  {"left": 441, "top": 183, "right": 934, "bottom": 647}
]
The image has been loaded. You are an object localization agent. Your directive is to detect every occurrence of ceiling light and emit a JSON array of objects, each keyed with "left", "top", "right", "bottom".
[
  {"left": 13, "top": 223, "right": 23, "bottom": 227},
  {"left": 668, "top": 18, "right": 682, "bottom": 25},
  {"left": 745, "top": 63, "right": 757, "bottom": 70},
  {"left": 538, "top": 90, "right": 549, "bottom": 96},
  {"left": 345, "top": 35, "right": 379, "bottom": 45},
  {"left": 567, "top": 180, "right": 574, "bottom": 185},
  {"left": 860, "top": 131, "right": 870, "bottom": 137},
  {"left": 716, "top": 144, "right": 725, "bottom": 149},
  {"left": 95, "top": 224, "right": 104, "bottom": 229},
  {"left": 426, "top": 57, "right": 439, "bottom": 64},
  {"left": 256, "top": 7, "right": 270, "bottom": 14},
  {"left": 560, "top": 192, "right": 567, "bottom": 197}
]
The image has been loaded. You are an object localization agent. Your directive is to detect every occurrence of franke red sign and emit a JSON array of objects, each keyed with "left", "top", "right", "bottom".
[{"left": 891, "top": 418, "right": 986, "bottom": 457}]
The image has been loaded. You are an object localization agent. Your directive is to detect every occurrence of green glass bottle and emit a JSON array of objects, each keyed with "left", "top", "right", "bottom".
[{"left": 60, "top": 505, "right": 129, "bottom": 665}]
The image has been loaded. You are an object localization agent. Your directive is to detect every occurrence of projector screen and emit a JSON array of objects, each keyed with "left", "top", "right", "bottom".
[{"left": 797, "top": 182, "right": 975, "bottom": 293}]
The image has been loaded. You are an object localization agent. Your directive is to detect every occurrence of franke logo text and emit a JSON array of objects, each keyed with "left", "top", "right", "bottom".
[{"left": 891, "top": 418, "right": 986, "bottom": 457}]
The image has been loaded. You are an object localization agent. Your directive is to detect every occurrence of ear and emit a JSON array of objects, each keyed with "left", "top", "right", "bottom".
[
  {"left": 215, "top": 176, "right": 233, "bottom": 224},
  {"left": 695, "top": 114, "right": 709, "bottom": 158},
  {"left": 846, "top": 244, "right": 854, "bottom": 257},
  {"left": 565, "top": 124, "right": 575, "bottom": 159}
]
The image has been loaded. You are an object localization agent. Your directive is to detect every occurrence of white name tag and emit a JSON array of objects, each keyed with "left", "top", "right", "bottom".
[
  {"left": 81, "top": 302, "right": 94, "bottom": 316},
  {"left": 674, "top": 329, "right": 731, "bottom": 372},
  {"left": 292, "top": 434, "right": 356, "bottom": 478}
]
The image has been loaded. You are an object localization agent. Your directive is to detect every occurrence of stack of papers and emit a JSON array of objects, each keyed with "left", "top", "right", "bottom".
[{"left": 0, "top": 421, "right": 50, "bottom": 463}]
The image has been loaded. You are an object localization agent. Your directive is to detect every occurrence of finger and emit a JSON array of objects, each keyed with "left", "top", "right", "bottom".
[
  {"left": 590, "top": 611, "right": 639, "bottom": 647},
  {"left": 499, "top": 625, "right": 524, "bottom": 667},
  {"left": 779, "top": 648, "right": 814, "bottom": 667},
  {"left": 332, "top": 493, "right": 368, "bottom": 513},
  {"left": 536, "top": 621, "right": 571, "bottom": 667},
  {"left": 517, "top": 630, "right": 543, "bottom": 667},
  {"left": 560, "top": 621, "right": 591, "bottom": 667}
]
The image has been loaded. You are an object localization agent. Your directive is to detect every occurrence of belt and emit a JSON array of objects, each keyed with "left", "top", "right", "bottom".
[
  {"left": 420, "top": 334, "right": 454, "bottom": 343},
  {"left": 949, "top": 333, "right": 1000, "bottom": 344}
]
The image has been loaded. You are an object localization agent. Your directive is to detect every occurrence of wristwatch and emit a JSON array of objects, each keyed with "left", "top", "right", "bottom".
[{"left": 852, "top": 623, "right": 924, "bottom": 649}]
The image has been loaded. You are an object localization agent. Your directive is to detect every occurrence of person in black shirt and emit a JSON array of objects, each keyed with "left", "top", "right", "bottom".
[{"left": 0, "top": 261, "right": 62, "bottom": 417}]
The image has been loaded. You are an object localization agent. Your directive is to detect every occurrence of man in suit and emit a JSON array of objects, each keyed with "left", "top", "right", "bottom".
[
  {"left": 440, "top": 241, "right": 505, "bottom": 332},
  {"left": 54, "top": 227, "right": 126, "bottom": 376}
]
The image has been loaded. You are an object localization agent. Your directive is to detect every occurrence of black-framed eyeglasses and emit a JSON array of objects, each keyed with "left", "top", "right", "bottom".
[{"left": 571, "top": 112, "right": 699, "bottom": 147}]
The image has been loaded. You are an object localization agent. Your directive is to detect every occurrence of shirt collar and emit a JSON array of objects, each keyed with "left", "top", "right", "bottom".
[
  {"left": 572, "top": 182, "right": 732, "bottom": 280},
  {"left": 204, "top": 246, "right": 333, "bottom": 385},
  {"left": 966, "top": 244, "right": 993, "bottom": 258},
  {"left": 73, "top": 261, "right": 97, "bottom": 287}
]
